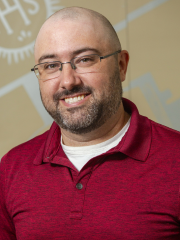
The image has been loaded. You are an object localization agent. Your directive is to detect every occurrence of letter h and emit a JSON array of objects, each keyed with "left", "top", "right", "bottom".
[{"left": 0, "top": 0, "right": 31, "bottom": 35}]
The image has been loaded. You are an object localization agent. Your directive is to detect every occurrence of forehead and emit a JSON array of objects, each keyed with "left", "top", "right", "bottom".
[{"left": 35, "top": 18, "right": 109, "bottom": 62}]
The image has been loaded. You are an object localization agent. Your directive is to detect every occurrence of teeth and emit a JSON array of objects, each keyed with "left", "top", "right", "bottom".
[{"left": 65, "top": 95, "right": 85, "bottom": 104}]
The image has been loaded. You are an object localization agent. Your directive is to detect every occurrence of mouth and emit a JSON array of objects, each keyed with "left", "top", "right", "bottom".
[{"left": 64, "top": 94, "right": 89, "bottom": 104}]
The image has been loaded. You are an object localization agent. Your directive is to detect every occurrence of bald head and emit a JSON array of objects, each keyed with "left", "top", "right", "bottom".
[
  {"left": 49, "top": 7, "right": 121, "bottom": 49},
  {"left": 35, "top": 7, "right": 121, "bottom": 56}
]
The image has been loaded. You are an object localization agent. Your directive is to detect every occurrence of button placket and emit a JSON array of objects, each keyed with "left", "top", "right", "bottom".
[{"left": 70, "top": 173, "right": 91, "bottom": 220}]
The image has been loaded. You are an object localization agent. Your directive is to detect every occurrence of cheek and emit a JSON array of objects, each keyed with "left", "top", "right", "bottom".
[
  {"left": 93, "top": 74, "right": 111, "bottom": 94},
  {"left": 85, "top": 72, "right": 108, "bottom": 88},
  {"left": 39, "top": 80, "right": 59, "bottom": 99}
]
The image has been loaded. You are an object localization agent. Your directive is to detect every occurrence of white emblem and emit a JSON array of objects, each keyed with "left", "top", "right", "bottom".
[{"left": 0, "top": 0, "right": 64, "bottom": 64}]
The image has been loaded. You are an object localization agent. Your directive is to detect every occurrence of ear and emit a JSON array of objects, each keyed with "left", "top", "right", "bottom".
[{"left": 118, "top": 50, "right": 129, "bottom": 82}]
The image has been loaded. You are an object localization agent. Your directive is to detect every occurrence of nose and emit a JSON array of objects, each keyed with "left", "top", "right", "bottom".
[{"left": 59, "top": 62, "right": 82, "bottom": 90}]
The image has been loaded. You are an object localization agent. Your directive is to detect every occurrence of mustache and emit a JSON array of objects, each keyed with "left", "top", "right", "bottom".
[{"left": 53, "top": 86, "right": 93, "bottom": 102}]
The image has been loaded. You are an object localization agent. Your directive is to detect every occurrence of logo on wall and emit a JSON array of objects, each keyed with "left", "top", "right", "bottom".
[{"left": 0, "top": 0, "right": 63, "bottom": 64}]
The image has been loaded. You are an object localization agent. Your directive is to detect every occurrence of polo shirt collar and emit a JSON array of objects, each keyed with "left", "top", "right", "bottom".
[
  {"left": 33, "top": 122, "right": 61, "bottom": 165},
  {"left": 116, "top": 98, "right": 151, "bottom": 162},
  {"left": 33, "top": 98, "right": 151, "bottom": 165}
]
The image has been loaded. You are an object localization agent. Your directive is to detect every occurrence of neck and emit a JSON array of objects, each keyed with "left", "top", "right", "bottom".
[{"left": 61, "top": 102, "right": 130, "bottom": 147}]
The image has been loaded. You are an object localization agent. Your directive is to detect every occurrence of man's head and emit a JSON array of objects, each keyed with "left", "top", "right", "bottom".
[{"left": 34, "top": 7, "right": 129, "bottom": 135}]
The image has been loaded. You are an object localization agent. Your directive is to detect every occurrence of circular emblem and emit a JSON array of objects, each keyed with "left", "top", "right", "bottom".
[{"left": 0, "top": 0, "right": 64, "bottom": 64}]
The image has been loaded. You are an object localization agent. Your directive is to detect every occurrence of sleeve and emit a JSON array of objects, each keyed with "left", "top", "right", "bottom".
[{"left": 0, "top": 155, "right": 16, "bottom": 240}]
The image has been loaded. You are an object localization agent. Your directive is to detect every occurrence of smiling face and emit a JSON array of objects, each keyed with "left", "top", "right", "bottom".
[{"left": 35, "top": 14, "right": 127, "bottom": 135}]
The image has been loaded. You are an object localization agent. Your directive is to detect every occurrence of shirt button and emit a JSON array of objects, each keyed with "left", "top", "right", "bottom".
[{"left": 76, "top": 183, "right": 83, "bottom": 190}]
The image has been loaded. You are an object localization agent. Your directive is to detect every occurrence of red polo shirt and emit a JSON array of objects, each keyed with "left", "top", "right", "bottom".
[{"left": 1, "top": 98, "right": 180, "bottom": 240}]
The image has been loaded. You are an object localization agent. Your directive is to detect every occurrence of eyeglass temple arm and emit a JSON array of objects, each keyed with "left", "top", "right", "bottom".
[
  {"left": 31, "top": 67, "right": 38, "bottom": 72},
  {"left": 100, "top": 50, "right": 121, "bottom": 60}
]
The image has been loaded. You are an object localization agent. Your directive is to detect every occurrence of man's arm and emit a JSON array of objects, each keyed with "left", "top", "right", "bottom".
[{"left": 0, "top": 155, "right": 16, "bottom": 240}]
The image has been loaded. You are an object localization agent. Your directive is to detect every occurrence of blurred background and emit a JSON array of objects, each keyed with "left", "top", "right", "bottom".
[{"left": 0, "top": 0, "right": 180, "bottom": 157}]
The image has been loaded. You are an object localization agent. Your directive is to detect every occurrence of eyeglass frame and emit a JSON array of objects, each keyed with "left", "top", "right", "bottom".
[{"left": 31, "top": 49, "right": 121, "bottom": 80}]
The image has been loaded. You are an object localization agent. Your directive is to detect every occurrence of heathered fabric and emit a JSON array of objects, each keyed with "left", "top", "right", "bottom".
[{"left": 0, "top": 98, "right": 180, "bottom": 240}]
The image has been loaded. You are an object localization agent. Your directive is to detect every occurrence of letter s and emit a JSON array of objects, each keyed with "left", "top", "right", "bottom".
[{"left": 23, "top": 0, "right": 39, "bottom": 15}]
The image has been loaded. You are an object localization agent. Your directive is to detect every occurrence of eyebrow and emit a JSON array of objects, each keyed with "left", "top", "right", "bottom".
[
  {"left": 72, "top": 47, "right": 101, "bottom": 56},
  {"left": 38, "top": 54, "right": 58, "bottom": 63},
  {"left": 38, "top": 47, "right": 101, "bottom": 63}
]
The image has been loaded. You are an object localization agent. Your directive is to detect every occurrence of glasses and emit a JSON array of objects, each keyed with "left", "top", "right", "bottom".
[{"left": 31, "top": 50, "right": 121, "bottom": 81}]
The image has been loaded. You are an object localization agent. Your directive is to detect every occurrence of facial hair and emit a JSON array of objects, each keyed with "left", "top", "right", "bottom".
[{"left": 40, "top": 67, "right": 123, "bottom": 134}]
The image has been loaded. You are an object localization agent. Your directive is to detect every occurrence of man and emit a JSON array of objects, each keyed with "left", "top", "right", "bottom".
[{"left": 1, "top": 7, "right": 180, "bottom": 240}]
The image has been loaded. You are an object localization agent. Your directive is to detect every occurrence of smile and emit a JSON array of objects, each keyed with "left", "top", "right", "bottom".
[{"left": 64, "top": 95, "right": 86, "bottom": 104}]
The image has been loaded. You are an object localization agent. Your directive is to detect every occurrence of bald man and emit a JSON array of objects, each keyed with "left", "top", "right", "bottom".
[{"left": 1, "top": 7, "right": 180, "bottom": 240}]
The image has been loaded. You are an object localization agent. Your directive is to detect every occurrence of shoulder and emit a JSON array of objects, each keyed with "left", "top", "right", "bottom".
[
  {"left": 150, "top": 119, "right": 180, "bottom": 141},
  {"left": 147, "top": 119, "right": 180, "bottom": 162},
  {"left": 1, "top": 130, "right": 49, "bottom": 166}
]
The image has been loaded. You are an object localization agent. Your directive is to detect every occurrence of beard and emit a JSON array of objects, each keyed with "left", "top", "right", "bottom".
[{"left": 40, "top": 67, "right": 123, "bottom": 134}]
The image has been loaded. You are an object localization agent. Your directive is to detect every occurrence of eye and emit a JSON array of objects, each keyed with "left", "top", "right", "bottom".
[
  {"left": 75, "top": 55, "right": 96, "bottom": 65},
  {"left": 80, "top": 56, "right": 96, "bottom": 63},
  {"left": 45, "top": 64, "right": 56, "bottom": 69},
  {"left": 80, "top": 57, "right": 92, "bottom": 63},
  {"left": 43, "top": 62, "right": 60, "bottom": 70}
]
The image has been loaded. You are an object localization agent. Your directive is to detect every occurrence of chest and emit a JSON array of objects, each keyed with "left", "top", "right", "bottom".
[{"left": 6, "top": 158, "right": 180, "bottom": 240}]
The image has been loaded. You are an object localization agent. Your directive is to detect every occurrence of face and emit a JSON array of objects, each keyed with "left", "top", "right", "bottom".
[{"left": 35, "top": 18, "right": 124, "bottom": 134}]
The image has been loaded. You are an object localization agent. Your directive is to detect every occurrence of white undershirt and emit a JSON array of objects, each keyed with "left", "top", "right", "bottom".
[{"left": 61, "top": 118, "right": 131, "bottom": 171}]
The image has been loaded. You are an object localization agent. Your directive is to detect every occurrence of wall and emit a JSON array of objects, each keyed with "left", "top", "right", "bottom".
[{"left": 0, "top": 0, "right": 180, "bottom": 157}]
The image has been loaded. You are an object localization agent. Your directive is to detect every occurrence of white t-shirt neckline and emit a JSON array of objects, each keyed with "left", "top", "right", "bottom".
[{"left": 61, "top": 117, "right": 131, "bottom": 171}]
